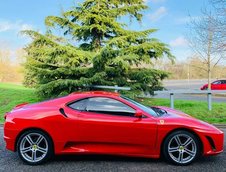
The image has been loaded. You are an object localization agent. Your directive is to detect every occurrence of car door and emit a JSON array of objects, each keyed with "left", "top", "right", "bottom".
[
  {"left": 211, "top": 80, "right": 221, "bottom": 90},
  {"left": 68, "top": 96, "right": 157, "bottom": 156},
  {"left": 221, "top": 80, "right": 226, "bottom": 90},
  {"left": 59, "top": 99, "right": 87, "bottom": 151}
]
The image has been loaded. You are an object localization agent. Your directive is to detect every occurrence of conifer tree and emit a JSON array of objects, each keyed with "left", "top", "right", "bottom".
[{"left": 24, "top": 0, "right": 174, "bottom": 98}]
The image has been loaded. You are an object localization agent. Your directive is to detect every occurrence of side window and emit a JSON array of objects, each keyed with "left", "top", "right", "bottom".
[
  {"left": 68, "top": 99, "right": 87, "bottom": 111},
  {"left": 86, "top": 97, "right": 136, "bottom": 117},
  {"left": 212, "top": 81, "right": 221, "bottom": 84}
]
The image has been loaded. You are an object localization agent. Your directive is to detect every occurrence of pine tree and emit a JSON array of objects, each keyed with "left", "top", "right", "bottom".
[{"left": 23, "top": 0, "right": 174, "bottom": 98}]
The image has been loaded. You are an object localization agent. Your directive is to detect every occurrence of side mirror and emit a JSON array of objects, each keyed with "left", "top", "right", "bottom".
[{"left": 135, "top": 110, "right": 143, "bottom": 118}]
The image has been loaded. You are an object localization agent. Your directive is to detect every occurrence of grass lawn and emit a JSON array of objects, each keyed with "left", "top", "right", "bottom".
[
  {"left": 0, "top": 83, "right": 41, "bottom": 123},
  {"left": 0, "top": 82, "right": 226, "bottom": 124}
]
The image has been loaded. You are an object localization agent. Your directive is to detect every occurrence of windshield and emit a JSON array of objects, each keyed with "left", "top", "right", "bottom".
[{"left": 121, "top": 96, "right": 160, "bottom": 117}]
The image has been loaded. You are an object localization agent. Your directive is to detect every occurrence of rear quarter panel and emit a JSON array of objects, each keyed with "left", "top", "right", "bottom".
[{"left": 4, "top": 107, "right": 78, "bottom": 153}]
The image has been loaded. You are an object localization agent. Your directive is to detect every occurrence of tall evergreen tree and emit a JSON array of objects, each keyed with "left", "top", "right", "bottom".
[{"left": 23, "top": 0, "right": 174, "bottom": 98}]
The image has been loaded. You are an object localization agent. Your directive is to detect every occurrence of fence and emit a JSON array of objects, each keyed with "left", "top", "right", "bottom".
[{"left": 154, "top": 90, "right": 226, "bottom": 111}]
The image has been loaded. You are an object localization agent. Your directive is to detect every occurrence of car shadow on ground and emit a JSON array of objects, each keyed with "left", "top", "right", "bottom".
[
  {"left": 50, "top": 154, "right": 220, "bottom": 165},
  {"left": 52, "top": 154, "right": 161, "bottom": 163}
]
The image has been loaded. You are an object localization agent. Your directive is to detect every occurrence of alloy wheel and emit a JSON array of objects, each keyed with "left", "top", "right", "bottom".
[
  {"left": 167, "top": 134, "right": 197, "bottom": 164},
  {"left": 19, "top": 133, "right": 48, "bottom": 163}
]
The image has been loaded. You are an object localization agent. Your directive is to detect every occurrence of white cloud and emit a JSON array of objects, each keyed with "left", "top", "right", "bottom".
[
  {"left": 0, "top": 20, "right": 34, "bottom": 33},
  {"left": 0, "top": 21, "right": 12, "bottom": 32},
  {"left": 175, "top": 16, "right": 200, "bottom": 25},
  {"left": 169, "top": 36, "right": 188, "bottom": 47},
  {"left": 147, "top": 6, "right": 167, "bottom": 22}
]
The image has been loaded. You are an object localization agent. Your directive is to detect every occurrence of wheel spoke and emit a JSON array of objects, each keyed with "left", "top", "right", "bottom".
[
  {"left": 175, "top": 136, "right": 182, "bottom": 146},
  {"left": 183, "top": 138, "right": 193, "bottom": 147},
  {"left": 21, "top": 146, "right": 32, "bottom": 154},
  {"left": 177, "top": 152, "right": 183, "bottom": 162},
  {"left": 169, "top": 147, "right": 179, "bottom": 153},
  {"left": 36, "top": 135, "right": 43, "bottom": 145},
  {"left": 184, "top": 148, "right": 195, "bottom": 157},
  {"left": 25, "top": 135, "right": 34, "bottom": 145},
  {"left": 32, "top": 151, "right": 37, "bottom": 161},
  {"left": 181, "top": 152, "right": 184, "bottom": 162},
  {"left": 37, "top": 146, "right": 47, "bottom": 154}
]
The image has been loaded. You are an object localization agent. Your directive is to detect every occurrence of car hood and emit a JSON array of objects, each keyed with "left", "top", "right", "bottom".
[
  {"left": 155, "top": 106, "right": 191, "bottom": 118},
  {"left": 154, "top": 106, "right": 221, "bottom": 132}
]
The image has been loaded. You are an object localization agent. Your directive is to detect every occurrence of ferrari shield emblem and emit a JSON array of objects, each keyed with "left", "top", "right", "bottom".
[{"left": 160, "top": 120, "right": 164, "bottom": 124}]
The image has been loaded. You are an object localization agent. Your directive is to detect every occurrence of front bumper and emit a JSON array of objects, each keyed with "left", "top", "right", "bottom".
[{"left": 197, "top": 129, "right": 224, "bottom": 156}]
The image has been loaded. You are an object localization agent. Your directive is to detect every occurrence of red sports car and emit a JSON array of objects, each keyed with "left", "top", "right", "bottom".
[
  {"left": 4, "top": 91, "right": 224, "bottom": 165},
  {"left": 201, "top": 80, "right": 226, "bottom": 90}
]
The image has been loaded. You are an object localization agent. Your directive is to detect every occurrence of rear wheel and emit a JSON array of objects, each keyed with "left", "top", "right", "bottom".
[
  {"left": 163, "top": 130, "right": 201, "bottom": 165},
  {"left": 17, "top": 130, "right": 53, "bottom": 165}
]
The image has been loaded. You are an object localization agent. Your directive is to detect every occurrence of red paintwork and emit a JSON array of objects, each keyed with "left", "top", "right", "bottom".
[
  {"left": 4, "top": 91, "right": 224, "bottom": 159},
  {"left": 201, "top": 80, "right": 226, "bottom": 90}
]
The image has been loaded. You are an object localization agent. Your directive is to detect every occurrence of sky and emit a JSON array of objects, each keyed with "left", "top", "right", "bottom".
[{"left": 0, "top": 0, "right": 211, "bottom": 62}]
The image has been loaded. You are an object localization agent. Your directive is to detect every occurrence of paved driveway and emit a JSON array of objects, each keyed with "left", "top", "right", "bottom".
[{"left": 0, "top": 127, "right": 225, "bottom": 172}]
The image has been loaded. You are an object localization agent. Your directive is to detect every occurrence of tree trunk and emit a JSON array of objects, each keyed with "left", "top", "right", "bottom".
[
  {"left": 208, "top": 64, "right": 211, "bottom": 90},
  {"left": 207, "top": 26, "right": 213, "bottom": 90}
]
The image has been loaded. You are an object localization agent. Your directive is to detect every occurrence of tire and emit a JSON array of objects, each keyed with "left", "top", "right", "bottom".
[
  {"left": 17, "top": 129, "right": 53, "bottom": 165},
  {"left": 162, "top": 130, "right": 201, "bottom": 166}
]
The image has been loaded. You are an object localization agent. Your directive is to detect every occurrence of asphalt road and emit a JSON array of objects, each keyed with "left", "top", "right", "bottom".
[
  {"left": 0, "top": 127, "right": 226, "bottom": 172},
  {"left": 163, "top": 79, "right": 209, "bottom": 90},
  {"left": 154, "top": 79, "right": 226, "bottom": 103}
]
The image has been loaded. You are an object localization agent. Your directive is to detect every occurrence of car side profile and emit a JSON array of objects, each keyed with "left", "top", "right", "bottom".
[
  {"left": 201, "top": 80, "right": 226, "bottom": 90},
  {"left": 4, "top": 91, "right": 224, "bottom": 165}
]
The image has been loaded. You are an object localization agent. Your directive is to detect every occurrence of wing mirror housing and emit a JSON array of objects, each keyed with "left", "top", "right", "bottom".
[{"left": 135, "top": 110, "right": 143, "bottom": 118}]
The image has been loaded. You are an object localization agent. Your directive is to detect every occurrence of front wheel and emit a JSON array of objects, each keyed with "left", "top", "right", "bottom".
[
  {"left": 17, "top": 130, "right": 53, "bottom": 165},
  {"left": 163, "top": 130, "right": 201, "bottom": 165}
]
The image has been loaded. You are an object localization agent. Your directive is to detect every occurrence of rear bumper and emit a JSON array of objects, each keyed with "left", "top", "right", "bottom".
[
  {"left": 4, "top": 122, "right": 19, "bottom": 152},
  {"left": 4, "top": 135, "right": 16, "bottom": 152}
]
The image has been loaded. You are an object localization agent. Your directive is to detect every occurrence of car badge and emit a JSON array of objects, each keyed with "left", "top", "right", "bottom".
[{"left": 160, "top": 120, "right": 164, "bottom": 124}]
